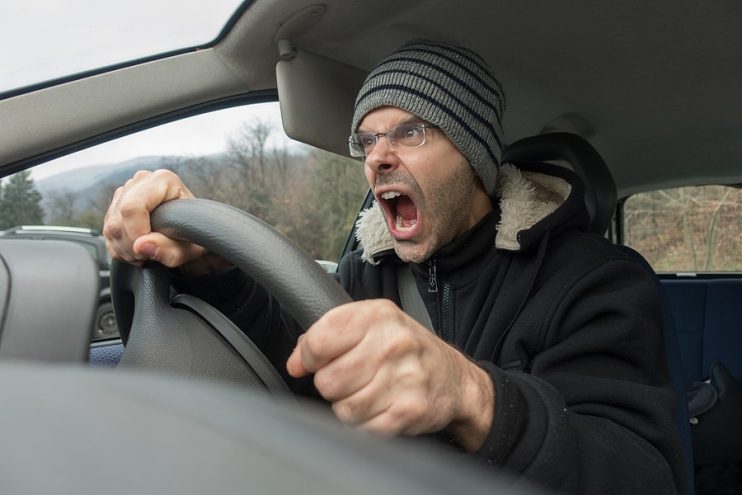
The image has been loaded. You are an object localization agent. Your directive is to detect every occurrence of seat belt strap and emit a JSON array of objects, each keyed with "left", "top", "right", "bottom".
[{"left": 396, "top": 264, "right": 434, "bottom": 332}]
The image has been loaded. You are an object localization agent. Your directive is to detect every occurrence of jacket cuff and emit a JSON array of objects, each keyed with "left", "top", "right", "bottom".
[{"left": 474, "top": 361, "right": 528, "bottom": 465}]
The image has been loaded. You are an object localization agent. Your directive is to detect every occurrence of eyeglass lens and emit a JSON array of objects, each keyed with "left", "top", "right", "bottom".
[{"left": 349, "top": 123, "right": 429, "bottom": 157}]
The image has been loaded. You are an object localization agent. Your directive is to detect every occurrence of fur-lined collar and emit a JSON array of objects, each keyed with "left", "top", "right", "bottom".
[{"left": 355, "top": 164, "right": 572, "bottom": 264}]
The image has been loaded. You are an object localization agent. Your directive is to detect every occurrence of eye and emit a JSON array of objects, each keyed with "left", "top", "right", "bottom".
[
  {"left": 393, "top": 123, "right": 422, "bottom": 142},
  {"left": 356, "top": 133, "right": 376, "bottom": 148}
]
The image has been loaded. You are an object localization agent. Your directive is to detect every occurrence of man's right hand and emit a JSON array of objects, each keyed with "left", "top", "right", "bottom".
[{"left": 103, "top": 169, "right": 227, "bottom": 275}]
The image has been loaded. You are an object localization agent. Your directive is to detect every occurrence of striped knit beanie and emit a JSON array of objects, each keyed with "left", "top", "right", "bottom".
[{"left": 352, "top": 39, "right": 506, "bottom": 197}]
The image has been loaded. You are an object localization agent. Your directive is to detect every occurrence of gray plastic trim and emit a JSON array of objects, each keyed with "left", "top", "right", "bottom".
[
  {"left": 0, "top": 240, "right": 97, "bottom": 362},
  {"left": 0, "top": 363, "right": 540, "bottom": 495}
]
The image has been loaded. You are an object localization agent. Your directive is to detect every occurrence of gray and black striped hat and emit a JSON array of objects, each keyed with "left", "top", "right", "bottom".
[{"left": 352, "top": 39, "right": 506, "bottom": 197}]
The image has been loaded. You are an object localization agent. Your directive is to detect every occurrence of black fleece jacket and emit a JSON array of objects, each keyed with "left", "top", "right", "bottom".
[{"left": 173, "top": 163, "right": 685, "bottom": 494}]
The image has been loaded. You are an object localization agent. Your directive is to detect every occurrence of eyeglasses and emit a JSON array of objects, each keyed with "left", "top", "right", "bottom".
[{"left": 348, "top": 122, "right": 438, "bottom": 157}]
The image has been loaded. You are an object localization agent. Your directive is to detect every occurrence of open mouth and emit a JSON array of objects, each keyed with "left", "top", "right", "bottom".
[{"left": 379, "top": 190, "right": 420, "bottom": 238}]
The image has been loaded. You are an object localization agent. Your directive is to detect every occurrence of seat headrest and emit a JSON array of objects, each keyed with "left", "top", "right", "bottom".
[{"left": 502, "top": 132, "right": 616, "bottom": 235}]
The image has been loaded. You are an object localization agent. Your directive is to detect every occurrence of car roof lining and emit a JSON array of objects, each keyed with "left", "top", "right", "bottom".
[{"left": 266, "top": 0, "right": 742, "bottom": 196}]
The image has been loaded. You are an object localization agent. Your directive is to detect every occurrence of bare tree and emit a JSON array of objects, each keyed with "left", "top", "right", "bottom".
[{"left": 45, "top": 189, "right": 78, "bottom": 225}]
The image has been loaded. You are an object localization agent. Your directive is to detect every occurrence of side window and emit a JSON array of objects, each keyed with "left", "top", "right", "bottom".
[
  {"left": 25, "top": 102, "right": 368, "bottom": 262},
  {"left": 623, "top": 185, "right": 742, "bottom": 273}
]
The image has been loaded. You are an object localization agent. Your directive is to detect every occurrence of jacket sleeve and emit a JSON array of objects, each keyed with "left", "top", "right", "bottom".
[{"left": 475, "top": 254, "right": 685, "bottom": 494}]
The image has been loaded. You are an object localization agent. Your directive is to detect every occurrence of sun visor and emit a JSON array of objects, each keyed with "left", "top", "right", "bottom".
[{"left": 276, "top": 49, "right": 366, "bottom": 156}]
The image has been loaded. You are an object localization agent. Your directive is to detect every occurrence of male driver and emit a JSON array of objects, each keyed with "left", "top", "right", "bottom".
[{"left": 105, "top": 40, "right": 684, "bottom": 493}]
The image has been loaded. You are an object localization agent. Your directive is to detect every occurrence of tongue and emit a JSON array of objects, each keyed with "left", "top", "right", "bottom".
[
  {"left": 395, "top": 196, "right": 417, "bottom": 228},
  {"left": 396, "top": 196, "right": 417, "bottom": 219}
]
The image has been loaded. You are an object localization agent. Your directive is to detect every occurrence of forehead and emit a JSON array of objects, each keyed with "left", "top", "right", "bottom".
[{"left": 357, "top": 107, "right": 422, "bottom": 131}]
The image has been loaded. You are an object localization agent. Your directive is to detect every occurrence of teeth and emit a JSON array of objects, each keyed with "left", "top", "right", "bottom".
[
  {"left": 395, "top": 215, "right": 417, "bottom": 230},
  {"left": 381, "top": 191, "right": 402, "bottom": 200}
]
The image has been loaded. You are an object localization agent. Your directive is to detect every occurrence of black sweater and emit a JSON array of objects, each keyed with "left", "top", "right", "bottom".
[{"left": 174, "top": 164, "right": 685, "bottom": 494}]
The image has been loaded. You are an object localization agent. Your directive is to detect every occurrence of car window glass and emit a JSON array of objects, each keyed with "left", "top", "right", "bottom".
[
  {"left": 0, "top": 0, "right": 243, "bottom": 94},
  {"left": 21, "top": 102, "right": 368, "bottom": 263},
  {"left": 623, "top": 185, "right": 742, "bottom": 273}
]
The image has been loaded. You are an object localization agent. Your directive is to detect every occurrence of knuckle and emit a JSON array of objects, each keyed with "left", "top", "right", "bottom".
[
  {"left": 111, "top": 185, "right": 126, "bottom": 201},
  {"left": 313, "top": 369, "right": 338, "bottom": 397},
  {"left": 322, "top": 304, "right": 354, "bottom": 328},
  {"left": 303, "top": 329, "right": 329, "bottom": 356},
  {"left": 368, "top": 298, "right": 394, "bottom": 314},
  {"left": 132, "top": 169, "right": 152, "bottom": 180},
  {"left": 151, "top": 168, "right": 175, "bottom": 179},
  {"left": 383, "top": 332, "right": 416, "bottom": 357},
  {"left": 332, "top": 400, "right": 359, "bottom": 424},
  {"left": 118, "top": 200, "right": 142, "bottom": 219},
  {"left": 102, "top": 222, "right": 123, "bottom": 240},
  {"left": 152, "top": 169, "right": 182, "bottom": 187}
]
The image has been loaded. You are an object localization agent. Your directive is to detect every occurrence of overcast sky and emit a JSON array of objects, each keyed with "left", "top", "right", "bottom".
[{"left": 0, "top": 0, "right": 294, "bottom": 181}]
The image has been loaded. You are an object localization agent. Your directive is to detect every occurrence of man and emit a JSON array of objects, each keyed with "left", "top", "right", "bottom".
[{"left": 105, "top": 40, "right": 685, "bottom": 493}]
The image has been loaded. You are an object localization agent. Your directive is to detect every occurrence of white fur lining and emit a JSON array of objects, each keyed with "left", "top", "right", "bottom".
[
  {"left": 355, "top": 201, "right": 393, "bottom": 265},
  {"left": 355, "top": 164, "right": 572, "bottom": 263},
  {"left": 495, "top": 164, "right": 571, "bottom": 250}
]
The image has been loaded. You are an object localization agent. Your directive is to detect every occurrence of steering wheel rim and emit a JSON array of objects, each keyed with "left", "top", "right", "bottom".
[{"left": 111, "top": 198, "right": 352, "bottom": 391}]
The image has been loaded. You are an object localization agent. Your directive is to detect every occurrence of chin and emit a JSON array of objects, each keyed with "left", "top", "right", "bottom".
[{"left": 393, "top": 241, "right": 434, "bottom": 264}]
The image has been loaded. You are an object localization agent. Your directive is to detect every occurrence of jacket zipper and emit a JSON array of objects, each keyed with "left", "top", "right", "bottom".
[
  {"left": 427, "top": 260, "right": 438, "bottom": 293},
  {"left": 441, "top": 282, "right": 452, "bottom": 342},
  {"left": 427, "top": 259, "right": 452, "bottom": 342}
]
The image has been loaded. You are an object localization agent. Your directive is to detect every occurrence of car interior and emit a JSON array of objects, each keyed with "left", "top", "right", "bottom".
[{"left": 0, "top": 1, "right": 740, "bottom": 493}]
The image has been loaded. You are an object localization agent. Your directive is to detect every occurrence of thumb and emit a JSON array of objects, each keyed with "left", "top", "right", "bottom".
[
  {"left": 286, "top": 335, "right": 309, "bottom": 378},
  {"left": 132, "top": 232, "right": 206, "bottom": 268}
]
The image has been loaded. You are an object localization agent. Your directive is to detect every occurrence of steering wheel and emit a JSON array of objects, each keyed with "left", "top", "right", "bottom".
[{"left": 111, "top": 198, "right": 352, "bottom": 393}]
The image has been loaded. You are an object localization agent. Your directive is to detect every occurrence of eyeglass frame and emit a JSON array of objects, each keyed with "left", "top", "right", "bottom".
[{"left": 347, "top": 122, "right": 439, "bottom": 158}]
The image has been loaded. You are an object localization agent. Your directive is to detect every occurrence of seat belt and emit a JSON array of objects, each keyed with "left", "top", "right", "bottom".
[{"left": 396, "top": 264, "right": 434, "bottom": 332}]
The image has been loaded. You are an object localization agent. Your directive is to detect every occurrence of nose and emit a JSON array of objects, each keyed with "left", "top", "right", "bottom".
[{"left": 364, "top": 135, "right": 399, "bottom": 175}]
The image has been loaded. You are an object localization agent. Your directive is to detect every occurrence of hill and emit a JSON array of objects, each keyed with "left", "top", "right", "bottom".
[
  {"left": 36, "top": 156, "right": 176, "bottom": 196},
  {"left": 35, "top": 154, "right": 228, "bottom": 216}
]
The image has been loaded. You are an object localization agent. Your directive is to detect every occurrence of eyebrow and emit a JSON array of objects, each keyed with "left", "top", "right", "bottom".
[{"left": 357, "top": 116, "right": 427, "bottom": 133}]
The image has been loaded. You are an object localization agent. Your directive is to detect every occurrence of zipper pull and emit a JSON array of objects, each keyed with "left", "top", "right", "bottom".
[{"left": 428, "top": 259, "right": 438, "bottom": 293}]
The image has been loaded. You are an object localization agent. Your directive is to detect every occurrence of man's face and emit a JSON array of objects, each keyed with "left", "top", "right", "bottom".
[{"left": 360, "top": 107, "right": 493, "bottom": 263}]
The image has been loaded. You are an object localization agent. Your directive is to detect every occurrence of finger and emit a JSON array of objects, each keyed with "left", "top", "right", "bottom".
[
  {"left": 132, "top": 233, "right": 207, "bottom": 268},
  {"left": 356, "top": 392, "right": 435, "bottom": 437},
  {"left": 104, "top": 170, "right": 195, "bottom": 262},
  {"left": 312, "top": 338, "right": 380, "bottom": 402},
  {"left": 109, "top": 172, "right": 155, "bottom": 246},
  {"left": 287, "top": 302, "right": 371, "bottom": 378},
  {"left": 103, "top": 184, "right": 125, "bottom": 232},
  {"left": 103, "top": 186, "right": 132, "bottom": 258},
  {"left": 119, "top": 171, "right": 193, "bottom": 247},
  {"left": 286, "top": 335, "right": 308, "bottom": 378},
  {"left": 331, "top": 367, "right": 394, "bottom": 427},
  {"left": 292, "top": 302, "right": 372, "bottom": 375}
]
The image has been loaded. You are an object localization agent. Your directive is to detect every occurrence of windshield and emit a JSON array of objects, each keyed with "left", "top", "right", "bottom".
[{"left": 0, "top": 0, "right": 245, "bottom": 94}]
